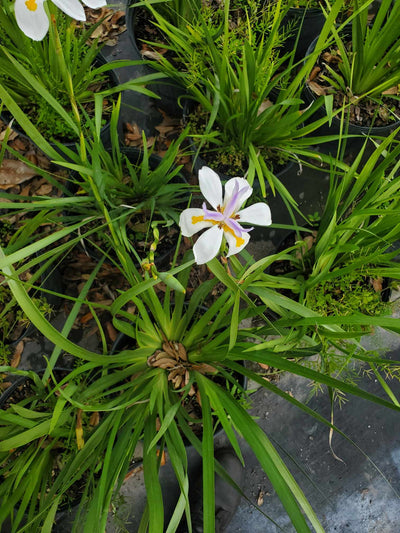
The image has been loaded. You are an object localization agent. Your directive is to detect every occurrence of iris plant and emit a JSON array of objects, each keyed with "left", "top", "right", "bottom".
[
  {"left": 179, "top": 166, "right": 272, "bottom": 264},
  {"left": 14, "top": 0, "right": 106, "bottom": 40}
]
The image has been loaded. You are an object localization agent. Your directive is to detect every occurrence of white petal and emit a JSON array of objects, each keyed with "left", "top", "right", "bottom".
[
  {"left": 198, "top": 167, "right": 223, "bottom": 210},
  {"left": 193, "top": 226, "right": 223, "bottom": 264},
  {"left": 236, "top": 203, "right": 272, "bottom": 226},
  {"left": 82, "top": 0, "right": 106, "bottom": 7},
  {"left": 52, "top": 0, "right": 86, "bottom": 20},
  {"left": 179, "top": 208, "right": 213, "bottom": 237},
  {"left": 224, "top": 178, "right": 252, "bottom": 212},
  {"left": 225, "top": 229, "right": 250, "bottom": 258},
  {"left": 14, "top": 0, "right": 49, "bottom": 41}
]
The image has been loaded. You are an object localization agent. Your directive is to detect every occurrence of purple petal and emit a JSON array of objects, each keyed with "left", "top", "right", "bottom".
[
  {"left": 225, "top": 218, "right": 252, "bottom": 237},
  {"left": 224, "top": 178, "right": 252, "bottom": 217},
  {"left": 202, "top": 203, "right": 224, "bottom": 223},
  {"left": 223, "top": 180, "right": 240, "bottom": 217}
]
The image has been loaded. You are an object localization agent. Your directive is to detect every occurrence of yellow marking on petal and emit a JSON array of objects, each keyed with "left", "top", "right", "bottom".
[
  {"left": 25, "top": 0, "right": 38, "bottom": 11},
  {"left": 223, "top": 224, "right": 245, "bottom": 247},
  {"left": 191, "top": 215, "right": 245, "bottom": 247}
]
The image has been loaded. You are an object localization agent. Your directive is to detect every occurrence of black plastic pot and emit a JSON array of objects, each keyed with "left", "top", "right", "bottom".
[
  {"left": 281, "top": 7, "right": 325, "bottom": 61},
  {"left": 303, "top": 34, "right": 400, "bottom": 136},
  {"left": 66, "top": 146, "right": 188, "bottom": 268},
  {"left": 190, "top": 141, "right": 294, "bottom": 184},
  {"left": 268, "top": 228, "right": 394, "bottom": 305},
  {"left": 0, "top": 375, "right": 28, "bottom": 408},
  {"left": 125, "top": 4, "right": 188, "bottom": 117},
  {"left": 183, "top": 102, "right": 294, "bottom": 183},
  {"left": 0, "top": 53, "right": 118, "bottom": 159},
  {"left": 0, "top": 367, "right": 71, "bottom": 408}
]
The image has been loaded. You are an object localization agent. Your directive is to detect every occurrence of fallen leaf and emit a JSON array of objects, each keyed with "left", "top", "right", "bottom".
[
  {"left": 105, "top": 321, "right": 117, "bottom": 342},
  {"left": 89, "top": 412, "right": 100, "bottom": 426},
  {"left": 257, "top": 99, "right": 273, "bottom": 116},
  {"left": 9, "top": 137, "right": 29, "bottom": 151},
  {"left": 156, "top": 449, "right": 167, "bottom": 466},
  {"left": 0, "top": 160, "right": 37, "bottom": 189},
  {"left": 257, "top": 490, "right": 264, "bottom": 506},
  {"left": 378, "top": 107, "right": 390, "bottom": 122},
  {"left": 371, "top": 277, "right": 383, "bottom": 292},
  {"left": 0, "top": 127, "right": 17, "bottom": 142},
  {"left": 258, "top": 363, "right": 270, "bottom": 370},
  {"left": 11, "top": 341, "right": 24, "bottom": 368},
  {"left": 322, "top": 52, "right": 341, "bottom": 64},
  {"left": 382, "top": 86, "right": 399, "bottom": 95},
  {"left": 35, "top": 183, "right": 53, "bottom": 195},
  {"left": 90, "top": 25, "right": 104, "bottom": 39},
  {"left": 124, "top": 465, "right": 143, "bottom": 480},
  {"left": 307, "top": 81, "right": 328, "bottom": 96},
  {"left": 20, "top": 184, "right": 32, "bottom": 196},
  {"left": 142, "top": 50, "right": 164, "bottom": 61},
  {"left": 308, "top": 66, "right": 321, "bottom": 82},
  {"left": 80, "top": 312, "right": 94, "bottom": 324},
  {"left": 155, "top": 124, "right": 178, "bottom": 134}
]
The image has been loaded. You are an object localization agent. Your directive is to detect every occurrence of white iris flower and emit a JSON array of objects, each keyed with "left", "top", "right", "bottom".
[
  {"left": 179, "top": 166, "right": 272, "bottom": 265},
  {"left": 14, "top": 0, "right": 106, "bottom": 41}
]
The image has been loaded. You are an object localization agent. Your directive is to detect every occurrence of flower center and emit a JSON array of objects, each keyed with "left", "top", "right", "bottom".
[
  {"left": 191, "top": 215, "right": 245, "bottom": 247},
  {"left": 25, "top": 0, "right": 38, "bottom": 11}
]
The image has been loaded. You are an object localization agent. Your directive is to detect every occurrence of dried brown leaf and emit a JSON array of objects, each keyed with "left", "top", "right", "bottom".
[
  {"left": 157, "top": 449, "right": 167, "bottom": 466},
  {"left": 142, "top": 50, "right": 164, "bottom": 60},
  {"left": 0, "top": 127, "right": 17, "bottom": 142},
  {"left": 89, "top": 412, "right": 100, "bottom": 426},
  {"left": 124, "top": 465, "right": 143, "bottom": 481},
  {"left": 371, "top": 277, "right": 383, "bottom": 292},
  {"left": 80, "top": 312, "right": 94, "bottom": 324},
  {"left": 322, "top": 52, "right": 341, "bottom": 64},
  {"left": 105, "top": 321, "right": 118, "bottom": 342},
  {"left": 9, "top": 138, "right": 29, "bottom": 151},
  {"left": 307, "top": 81, "right": 328, "bottom": 97},
  {"left": 382, "top": 86, "right": 399, "bottom": 95},
  {"left": 0, "top": 160, "right": 37, "bottom": 189},
  {"left": 76, "top": 409, "right": 85, "bottom": 450},
  {"left": 309, "top": 66, "right": 321, "bottom": 82},
  {"left": 35, "top": 183, "right": 53, "bottom": 195},
  {"left": 11, "top": 341, "right": 24, "bottom": 368},
  {"left": 257, "top": 99, "right": 273, "bottom": 116}
]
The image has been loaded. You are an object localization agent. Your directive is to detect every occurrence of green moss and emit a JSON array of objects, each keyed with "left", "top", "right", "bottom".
[
  {"left": 0, "top": 285, "right": 52, "bottom": 343},
  {"left": 0, "top": 341, "right": 11, "bottom": 366},
  {"left": 306, "top": 272, "right": 388, "bottom": 319},
  {"left": 0, "top": 221, "right": 13, "bottom": 247}
]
